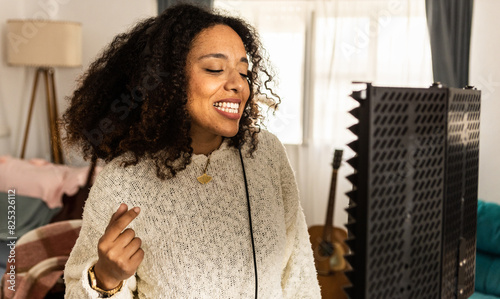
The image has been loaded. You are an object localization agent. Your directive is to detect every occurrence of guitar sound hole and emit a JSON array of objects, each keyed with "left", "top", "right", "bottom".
[{"left": 319, "top": 241, "right": 334, "bottom": 257}]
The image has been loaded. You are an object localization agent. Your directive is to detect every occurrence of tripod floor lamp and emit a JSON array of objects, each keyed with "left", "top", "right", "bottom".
[{"left": 7, "top": 20, "right": 82, "bottom": 164}]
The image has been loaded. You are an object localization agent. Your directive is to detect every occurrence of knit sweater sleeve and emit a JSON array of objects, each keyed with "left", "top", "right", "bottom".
[
  {"left": 271, "top": 135, "right": 321, "bottom": 298},
  {"left": 64, "top": 162, "right": 137, "bottom": 299}
]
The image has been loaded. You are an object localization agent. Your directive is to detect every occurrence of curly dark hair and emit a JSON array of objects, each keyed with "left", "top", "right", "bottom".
[{"left": 62, "top": 3, "right": 280, "bottom": 180}]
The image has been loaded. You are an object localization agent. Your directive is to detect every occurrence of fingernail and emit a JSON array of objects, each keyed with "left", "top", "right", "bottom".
[{"left": 133, "top": 207, "right": 140, "bottom": 214}]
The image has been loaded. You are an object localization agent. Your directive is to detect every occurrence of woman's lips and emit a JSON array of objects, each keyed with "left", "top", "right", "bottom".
[{"left": 213, "top": 100, "right": 241, "bottom": 120}]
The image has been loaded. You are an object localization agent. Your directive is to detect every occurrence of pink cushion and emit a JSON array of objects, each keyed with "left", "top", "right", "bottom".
[{"left": 0, "top": 156, "right": 100, "bottom": 208}]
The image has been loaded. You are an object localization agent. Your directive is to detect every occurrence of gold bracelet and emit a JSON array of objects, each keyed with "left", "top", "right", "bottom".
[{"left": 88, "top": 264, "right": 124, "bottom": 298}]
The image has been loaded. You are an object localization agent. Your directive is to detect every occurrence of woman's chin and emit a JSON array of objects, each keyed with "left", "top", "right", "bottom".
[
  {"left": 221, "top": 130, "right": 239, "bottom": 138},
  {"left": 218, "top": 125, "right": 240, "bottom": 138}
]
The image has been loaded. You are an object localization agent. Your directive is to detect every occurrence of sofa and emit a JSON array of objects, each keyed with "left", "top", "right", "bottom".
[
  {"left": 0, "top": 156, "right": 98, "bottom": 276},
  {"left": 0, "top": 156, "right": 98, "bottom": 298},
  {"left": 470, "top": 200, "right": 500, "bottom": 299}
]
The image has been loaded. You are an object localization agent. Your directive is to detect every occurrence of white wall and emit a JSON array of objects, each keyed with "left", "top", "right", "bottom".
[
  {"left": 470, "top": 0, "right": 500, "bottom": 205},
  {"left": 0, "top": 0, "right": 157, "bottom": 164},
  {"left": 1, "top": 0, "right": 497, "bottom": 206},
  {"left": 0, "top": 1, "right": 25, "bottom": 156}
]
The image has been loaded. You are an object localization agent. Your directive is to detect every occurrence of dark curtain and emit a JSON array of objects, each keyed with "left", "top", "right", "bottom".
[
  {"left": 158, "top": 0, "right": 213, "bottom": 14},
  {"left": 425, "top": 0, "right": 474, "bottom": 88}
]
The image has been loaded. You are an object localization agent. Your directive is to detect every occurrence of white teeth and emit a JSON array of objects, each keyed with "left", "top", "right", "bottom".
[{"left": 213, "top": 101, "right": 239, "bottom": 114}]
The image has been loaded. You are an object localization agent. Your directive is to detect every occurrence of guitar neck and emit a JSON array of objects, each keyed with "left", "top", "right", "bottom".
[{"left": 322, "top": 170, "right": 338, "bottom": 241}]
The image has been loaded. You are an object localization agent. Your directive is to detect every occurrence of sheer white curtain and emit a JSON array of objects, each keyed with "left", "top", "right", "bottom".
[{"left": 214, "top": 0, "right": 433, "bottom": 227}]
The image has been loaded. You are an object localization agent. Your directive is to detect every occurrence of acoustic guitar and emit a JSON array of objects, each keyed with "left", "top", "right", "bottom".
[{"left": 308, "top": 149, "right": 350, "bottom": 298}]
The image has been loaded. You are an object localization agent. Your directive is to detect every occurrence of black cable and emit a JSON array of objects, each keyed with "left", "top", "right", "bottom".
[{"left": 239, "top": 149, "right": 258, "bottom": 299}]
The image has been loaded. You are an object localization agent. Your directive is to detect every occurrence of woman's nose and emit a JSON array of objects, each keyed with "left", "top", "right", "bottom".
[{"left": 224, "top": 69, "right": 246, "bottom": 93}]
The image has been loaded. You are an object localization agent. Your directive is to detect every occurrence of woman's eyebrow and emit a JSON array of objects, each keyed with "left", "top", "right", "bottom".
[{"left": 198, "top": 53, "right": 248, "bottom": 64}]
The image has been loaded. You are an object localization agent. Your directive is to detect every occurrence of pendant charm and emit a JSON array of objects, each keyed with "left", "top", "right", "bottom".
[{"left": 197, "top": 173, "right": 212, "bottom": 184}]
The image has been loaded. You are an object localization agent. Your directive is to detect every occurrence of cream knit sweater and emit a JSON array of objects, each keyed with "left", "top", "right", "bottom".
[{"left": 64, "top": 131, "right": 321, "bottom": 298}]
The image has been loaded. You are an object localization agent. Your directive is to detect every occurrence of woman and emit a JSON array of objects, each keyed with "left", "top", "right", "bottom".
[{"left": 63, "top": 4, "right": 320, "bottom": 298}]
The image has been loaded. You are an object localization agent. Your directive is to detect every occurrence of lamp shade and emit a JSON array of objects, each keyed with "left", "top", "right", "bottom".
[{"left": 7, "top": 20, "right": 82, "bottom": 67}]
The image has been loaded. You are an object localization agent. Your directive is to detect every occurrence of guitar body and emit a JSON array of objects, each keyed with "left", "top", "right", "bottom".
[
  {"left": 317, "top": 273, "right": 350, "bottom": 299},
  {"left": 309, "top": 149, "right": 350, "bottom": 298},
  {"left": 309, "top": 225, "right": 349, "bottom": 299},
  {"left": 308, "top": 225, "right": 348, "bottom": 274}
]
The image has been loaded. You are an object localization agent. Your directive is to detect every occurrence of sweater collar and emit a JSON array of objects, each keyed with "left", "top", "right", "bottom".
[{"left": 191, "top": 137, "right": 232, "bottom": 163}]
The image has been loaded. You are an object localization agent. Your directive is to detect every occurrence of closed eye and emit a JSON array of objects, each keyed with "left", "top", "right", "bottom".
[
  {"left": 205, "top": 69, "right": 249, "bottom": 79},
  {"left": 205, "top": 69, "right": 222, "bottom": 73}
]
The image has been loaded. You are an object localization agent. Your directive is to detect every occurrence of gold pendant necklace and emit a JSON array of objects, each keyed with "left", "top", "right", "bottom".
[{"left": 197, "top": 155, "right": 212, "bottom": 184}]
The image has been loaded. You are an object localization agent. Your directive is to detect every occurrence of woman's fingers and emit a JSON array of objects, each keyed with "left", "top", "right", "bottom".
[
  {"left": 105, "top": 206, "right": 141, "bottom": 242},
  {"left": 94, "top": 204, "right": 144, "bottom": 289},
  {"left": 129, "top": 247, "right": 145, "bottom": 266},
  {"left": 114, "top": 228, "right": 136, "bottom": 248},
  {"left": 107, "top": 203, "right": 128, "bottom": 228},
  {"left": 123, "top": 237, "right": 143, "bottom": 258}
]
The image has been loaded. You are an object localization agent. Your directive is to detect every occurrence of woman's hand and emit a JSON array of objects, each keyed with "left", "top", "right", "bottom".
[{"left": 93, "top": 203, "right": 144, "bottom": 290}]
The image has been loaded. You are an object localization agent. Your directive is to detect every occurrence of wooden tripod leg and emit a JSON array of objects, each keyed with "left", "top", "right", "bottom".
[
  {"left": 20, "top": 68, "right": 42, "bottom": 159},
  {"left": 49, "top": 69, "right": 64, "bottom": 164},
  {"left": 44, "top": 68, "right": 64, "bottom": 164}
]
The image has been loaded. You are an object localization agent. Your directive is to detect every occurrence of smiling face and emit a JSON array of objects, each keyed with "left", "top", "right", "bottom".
[{"left": 185, "top": 24, "right": 251, "bottom": 153}]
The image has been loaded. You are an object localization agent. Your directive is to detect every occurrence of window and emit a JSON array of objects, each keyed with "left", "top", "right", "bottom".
[
  {"left": 214, "top": 0, "right": 432, "bottom": 145},
  {"left": 215, "top": 1, "right": 309, "bottom": 144}
]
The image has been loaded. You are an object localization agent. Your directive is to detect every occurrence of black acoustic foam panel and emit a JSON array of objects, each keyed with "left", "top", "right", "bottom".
[{"left": 344, "top": 83, "right": 480, "bottom": 299}]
